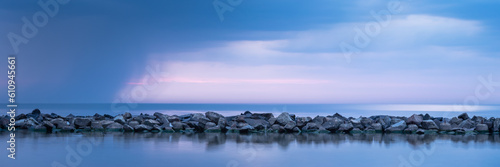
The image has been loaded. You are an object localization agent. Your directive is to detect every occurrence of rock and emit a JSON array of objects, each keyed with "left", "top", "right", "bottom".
[
  {"left": 156, "top": 115, "right": 170, "bottom": 125},
  {"left": 244, "top": 119, "right": 270, "bottom": 130},
  {"left": 134, "top": 124, "right": 153, "bottom": 132},
  {"left": 132, "top": 116, "right": 144, "bottom": 123},
  {"left": 406, "top": 114, "right": 423, "bottom": 125},
  {"left": 292, "top": 127, "right": 301, "bottom": 132},
  {"left": 217, "top": 118, "right": 227, "bottom": 127},
  {"left": 268, "top": 118, "right": 277, "bottom": 125},
  {"left": 439, "top": 122, "right": 452, "bottom": 131},
  {"left": 295, "top": 117, "right": 312, "bottom": 127},
  {"left": 178, "top": 114, "right": 193, "bottom": 122},
  {"left": 31, "top": 125, "right": 47, "bottom": 132},
  {"left": 93, "top": 113, "right": 105, "bottom": 120},
  {"left": 205, "top": 111, "right": 224, "bottom": 123},
  {"left": 493, "top": 118, "right": 500, "bottom": 132},
  {"left": 302, "top": 122, "right": 320, "bottom": 131},
  {"left": 143, "top": 119, "right": 160, "bottom": 127},
  {"left": 475, "top": 124, "right": 488, "bottom": 132},
  {"left": 90, "top": 121, "right": 104, "bottom": 130},
  {"left": 276, "top": 112, "right": 293, "bottom": 126},
  {"left": 433, "top": 119, "right": 441, "bottom": 129},
  {"left": 172, "top": 122, "right": 184, "bottom": 131},
  {"left": 351, "top": 117, "right": 364, "bottom": 129},
  {"left": 421, "top": 120, "right": 438, "bottom": 129},
  {"left": 205, "top": 122, "right": 217, "bottom": 129},
  {"left": 61, "top": 125, "right": 75, "bottom": 132},
  {"left": 312, "top": 116, "right": 326, "bottom": 125},
  {"left": 100, "top": 120, "right": 114, "bottom": 128},
  {"left": 322, "top": 117, "right": 343, "bottom": 131},
  {"left": 114, "top": 115, "right": 126, "bottom": 124},
  {"left": 449, "top": 117, "right": 461, "bottom": 125},
  {"left": 360, "top": 117, "right": 373, "bottom": 128},
  {"left": 123, "top": 124, "right": 134, "bottom": 132},
  {"left": 459, "top": 119, "right": 475, "bottom": 129},
  {"left": 204, "top": 126, "right": 221, "bottom": 133},
  {"left": 350, "top": 128, "right": 362, "bottom": 134},
  {"left": 191, "top": 113, "right": 211, "bottom": 124},
  {"left": 249, "top": 113, "right": 274, "bottom": 120},
  {"left": 371, "top": 123, "right": 383, "bottom": 131},
  {"left": 167, "top": 115, "right": 180, "bottom": 122},
  {"left": 458, "top": 113, "right": 469, "bottom": 120},
  {"left": 423, "top": 113, "right": 431, "bottom": 120},
  {"left": 386, "top": 120, "right": 407, "bottom": 133},
  {"left": 338, "top": 123, "right": 354, "bottom": 132},
  {"left": 239, "top": 125, "right": 255, "bottom": 132},
  {"left": 404, "top": 124, "right": 418, "bottom": 133},
  {"left": 106, "top": 123, "right": 124, "bottom": 131},
  {"left": 50, "top": 118, "right": 67, "bottom": 129},
  {"left": 42, "top": 121, "right": 55, "bottom": 132},
  {"left": 74, "top": 118, "right": 92, "bottom": 129},
  {"left": 1, "top": 116, "right": 9, "bottom": 129},
  {"left": 123, "top": 112, "right": 132, "bottom": 119},
  {"left": 284, "top": 121, "right": 296, "bottom": 131}
]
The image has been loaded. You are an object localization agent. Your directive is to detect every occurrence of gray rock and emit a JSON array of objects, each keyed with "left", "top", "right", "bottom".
[
  {"left": 106, "top": 123, "right": 123, "bottom": 131},
  {"left": 423, "top": 113, "right": 431, "bottom": 120},
  {"left": 449, "top": 117, "right": 461, "bottom": 125},
  {"left": 90, "top": 121, "right": 103, "bottom": 130},
  {"left": 295, "top": 117, "right": 312, "bottom": 127},
  {"left": 351, "top": 117, "right": 364, "bottom": 129},
  {"left": 134, "top": 124, "right": 153, "bottom": 132},
  {"left": 50, "top": 118, "right": 67, "bottom": 129},
  {"left": 114, "top": 115, "right": 126, "bottom": 124},
  {"left": 143, "top": 119, "right": 160, "bottom": 127},
  {"left": 386, "top": 120, "right": 407, "bottom": 133},
  {"left": 123, "top": 124, "right": 134, "bottom": 132},
  {"left": 360, "top": 117, "right": 373, "bottom": 128},
  {"left": 217, "top": 118, "right": 227, "bottom": 127},
  {"left": 459, "top": 119, "right": 475, "bottom": 129},
  {"left": 172, "top": 122, "right": 184, "bottom": 131},
  {"left": 167, "top": 115, "right": 180, "bottom": 122},
  {"left": 205, "top": 122, "right": 217, "bottom": 129},
  {"left": 338, "top": 123, "right": 354, "bottom": 132},
  {"left": 271, "top": 124, "right": 283, "bottom": 132},
  {"left": 132, "top": 116, "right": 144, "bottom": 123},
  {"left": 322, "top": 117, "right": 343, "bottom": 131},
  {"left": 439, "top": 122, "right": 452, "bottom": 131},
  {"left": 245, "top": 119, "right": 270, "bottom": 130},
  {"left": 268, "top": 118, "right": 277, "bottom": 125},
  {"left": 239, "top": 125, "right": 255, "bottom": 131},
  {"left": 123, "top": 112, "right": 132, "bottom": 119},
  {"left": 371, "top": 123, "right": 383, "bottom": 131},
  {"left": 156, "top": 115, "right": 170, "bottom": 125},
  {"left": 128, "top": 121, "right": 140, "bottom": 127},
  {"left": 458, "top": 113, "right": 470, "bottom": 120},
  {"left": 284, "top": 121, "right": 296, "bottom": 131},
  {"left": 406, "top": 114, "right": 423, "bottom": 125},
  {"left": 404, "top": 124, "right": 419, "bottom": 133},
  {"left": 493, "top": 118, "right": 500, "bottom": 132},
  {"left": 205, "top": 111, "right": 224, "bottom": 123},
  {"left": 74, "top": 118, "right": 92, "bottom": 129},
  {"left": 192, "top": 113, "right": 211, "bottom": 124},
  {"left": 313, "top": 116, "right": 326, "bottom": 125},
  {"left": 421, "top": 120, "right": 439, "bottom": 129},
  {"left": 276, "top": 112, "right": 293, "bottom": 126},
  {"left": 475, "top": 124, "right": 488, "bottom": 132},
  {"left": 100, "top": 120, "right": 114, "bottom": 128},
  {"left": 302, "top": 122, "right": 320, "bottom": 131}
]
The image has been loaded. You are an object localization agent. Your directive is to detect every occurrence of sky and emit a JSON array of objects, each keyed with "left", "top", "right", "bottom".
[{"left": 0, "top": 0, "right": 499, "bottom": 104}]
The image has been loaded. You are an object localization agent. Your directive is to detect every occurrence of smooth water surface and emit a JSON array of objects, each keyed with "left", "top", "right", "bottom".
[{"left": 2, "top": 131, "right": 500, "bottom": 167}]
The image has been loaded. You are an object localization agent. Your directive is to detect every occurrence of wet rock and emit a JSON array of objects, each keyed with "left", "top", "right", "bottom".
[
  {"left": 475, "top": 124, "right": 488, "bottom": 132},
  {"left": 404, "top": 124, "right": 418, "bottom": 133},
  {"left": 244, "top": 119, "right": 270, "bottom": 130},
  {"left": 421, "top": 120, "right": 438, "bottom": 129},
  {"left": 167, "top": 115, "right": 180, "bottom": 122},
  {"left": 50, "top": 118, "right": 67, "bottom": 129},
  {"left": 360, "top": 117, "right": 373, "bottom": 128},
  {"left": 239, "top": 125, "right": 255, "bottom": 132},
  {"left": 371, "top": 123, "right": 383, "bottom": 132},
  {"left": 192, "top": 113, "right": 211, "bottom": 124},
  {"left": 131, "top": 116, "right": 144, "bottom": 123},
  {"left": 100, "top": 120, "right": 115, "bottom": 128},
  {"left": 90, "top": 121, "right": 103, "bottom": 130},
  {"left": 172, "top": 122, "right": 184, "bottom": 131},
  {"left": 42, "top": 121, "right": 55, "bottom": 132},
  {"left": 351, "top": 117, "right": 364, "bottom": 129},
  {"left": 458, "top": 113, "right": 470, "bottom": 120},
  {"left": 313, "top": 116, "right": 326, "bottom": 125},
  {"left": 276, "top": 113, "right": 293, "bottom": 126},
  {"left": 217, "top": 118, "right": 227, "bottom": 127},
  {"left": 205, "top": 122, "right": 217, "bottom": 129},
  {"left": 493, "top": 118, "right": 500, "bottom": 132},
  {"left": 449, "top": 117, "right": 461, "bottom": 125},
  {"left": 302, "top": 122, "right": 320, "bottom": 131},
  {"left": 123, "top": 124, "right": 134, "bottom": 132},
  {"left": 268, "top": 118, "right": 277, "bottom": 125},
  {"left": 322, "top": 117, "right": 343, "bottom": 131}
]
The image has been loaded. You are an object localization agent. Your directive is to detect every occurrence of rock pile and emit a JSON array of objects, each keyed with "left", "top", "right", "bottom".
[{"left": 2, "top": 109, "right": 500, "bottom": 135}]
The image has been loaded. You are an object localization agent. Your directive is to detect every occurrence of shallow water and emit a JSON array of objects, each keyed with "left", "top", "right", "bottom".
[{"left": 2, "top": 131, "right": 500, "bottom": 167}]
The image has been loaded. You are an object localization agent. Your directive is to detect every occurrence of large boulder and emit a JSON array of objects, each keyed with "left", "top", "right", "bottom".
[
  {"left": 114, "top": 115, "right": 126, "bottom": 124},
  {"left": 191, "top": 113, "right": 211, "bottom": 124},
  {"left": 244, "top": 119, "right": 270, "bottom": 130},
  {"left": 205, "top": 122, "right": 217, "bottom": 129},
  {"left": 406, "top": 114, "right": 423, "bottom": 125},
  {"left": 74, "top": 118, "right": 92, "bottom": 129},
  {"left": 302, "top": 122, "right": 320, "bottom": 131},
  {"left": 276, "top": 112, "right": 293, "bottom": 126},
  {"left": 338, "top": 123, "right": 354, "bottom": 132},
  {"left": 351, "top": 117, "right": 364, "bottom": 129},
  {"left": 421, "top": 120, "right": 438, "bottom": 129},
  {"left": 475, "top": 124, "right": 488, "bottom": 132},
  {"left": 50, "top": 118, "right": 67, "bottom": 129},
  {"left": 172, "top": 122, "right": 184, "bottom": 131},
  {"left": 458, "top": 113, "right": 470, "bottom": 120},
  {"left": 123, "top": 112, "right": 132, "bottom": 119},
  {"left": 322, "top": 117, "right": 343, "bottom": 131},
  {"left": 404, "top": 124, "right": 419, "bottom": 133},
  {"left": 106, "top": 123, "right": 124, "bottom": 131},
  {"left": 386, "top": 120, "right": 407, "bottom": 133},
  {"left": 312, "top": 116, "right": 326, "bottom": 125},
  {"left": 371, "top": 123, "right": 383, "bottom": 131},
  {"left": 133, "top": 124, "right": 153, "bottom": 132},
  {"left": 493, "top": 118, "right": 500, "bottom": 132},
  {"left": 205, "top": 111, "right": 224, "bottom": 123},
  {"left": 449, "top": 117, "right": 461, "bottom": 125},
  {"left": 143, "top": 119, "right": 160, "bottom": 127},
  {"left": 90, "top": 121, "right": 104, "bottom": 130}
]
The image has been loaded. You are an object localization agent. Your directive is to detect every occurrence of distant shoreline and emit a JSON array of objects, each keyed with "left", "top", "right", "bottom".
[{"left": 2, "top": 109, "right": 500, "bottom": 135}]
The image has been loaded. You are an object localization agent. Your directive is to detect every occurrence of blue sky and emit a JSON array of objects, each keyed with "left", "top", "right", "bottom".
[{"left": 1, "top": 0, "right": 499, "bottom": 104}]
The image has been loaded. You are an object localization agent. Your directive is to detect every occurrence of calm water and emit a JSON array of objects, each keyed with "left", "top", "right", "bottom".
[{"left": 2, "top": 131, "right": 500, "bottom": 167}]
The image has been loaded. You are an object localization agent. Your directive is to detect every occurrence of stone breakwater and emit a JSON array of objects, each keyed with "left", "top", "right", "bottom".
[{"left": 2, "top": 109, "right": 500, "bottom": 134}]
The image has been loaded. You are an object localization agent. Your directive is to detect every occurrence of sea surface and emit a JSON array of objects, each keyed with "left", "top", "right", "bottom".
[{"left": 3, "top": 103, "right": 500, "bottom": 167}]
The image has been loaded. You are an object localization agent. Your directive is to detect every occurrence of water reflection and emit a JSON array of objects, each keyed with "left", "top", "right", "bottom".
[{"left": 5, "top": 131, "right": 500, "bottom": 151}]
